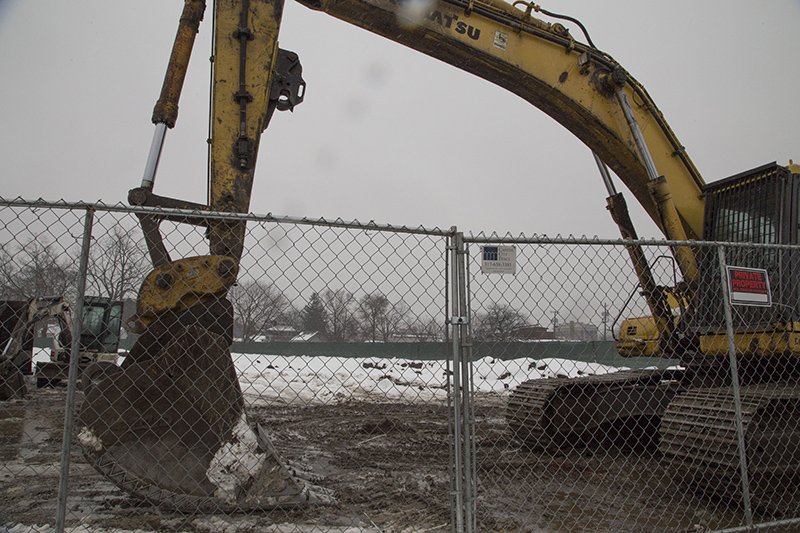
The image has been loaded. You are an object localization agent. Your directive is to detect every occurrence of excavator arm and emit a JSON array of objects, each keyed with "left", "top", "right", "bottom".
[
  {"left": 78, "top": 0, "right": 710, "bottom": 510},
  {"left": 126, "top": 0, "right": 305, "bottom": 334},
  {"left": 296, "top": 0, "right": 707, "bottom": 334}
]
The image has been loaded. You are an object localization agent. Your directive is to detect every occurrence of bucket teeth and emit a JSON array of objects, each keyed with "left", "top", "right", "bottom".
[{"left": 77, "top": 323, "right": 333, "bottom": 511}]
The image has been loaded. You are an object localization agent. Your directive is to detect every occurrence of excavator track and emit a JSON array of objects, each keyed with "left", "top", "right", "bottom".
[
  {"left": 659, "top": 383, "right": 800, "bottom": 515},
  {"left": 507, "top": 368, "right": 680, "bottom": 449}
]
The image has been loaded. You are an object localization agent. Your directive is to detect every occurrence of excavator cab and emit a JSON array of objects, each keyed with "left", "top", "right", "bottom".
[
  {"left": 618, "top": 162, "right": 800, "bottom": 362},
  {"left": 74, "top": 297, "right": 124, "bottom": 356},
  {"left": 694, "top": 162, "right": 800, "bottom": 351},
  {"left": 35, "top": 297, "right": 124, "bottom": 386}
]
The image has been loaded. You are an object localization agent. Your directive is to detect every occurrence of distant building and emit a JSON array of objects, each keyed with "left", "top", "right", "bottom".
[
  {"left": 290, "top": 331, "right": 329, "bottom": 343},
  {"left": 509, "top": 325, "right": 554, "bottom": 341},
  {"left": 261, "top": 325, "right": 298, "bottom": 342},
  {"left": 555, "top": 321, "right": 598, "bottom": 342},
  {"left": 392, "top": 331, "right": 442, "bottom": 343}
]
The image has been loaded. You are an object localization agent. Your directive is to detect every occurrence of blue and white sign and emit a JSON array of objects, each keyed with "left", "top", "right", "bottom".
[{"left": 481, "top": 245, "right": 516, "bottom": 274}]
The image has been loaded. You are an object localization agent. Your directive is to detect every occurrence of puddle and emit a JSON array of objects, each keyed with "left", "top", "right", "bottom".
[
  {"left": 0, "top": 400, "right": 55, "bottom": 461},
  {"left": 19, "top": 416, "right": 51, "bottom": 459},
  {"left": 0, "top": 403, "right": 25, "bottom": 460}
]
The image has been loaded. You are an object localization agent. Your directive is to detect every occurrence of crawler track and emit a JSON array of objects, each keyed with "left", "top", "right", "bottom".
[
  {"left": 507, "top": 369, "right": 680, "bottom": 448},
  {"left": 659, "top": 383, "right": 800, "bottom": 514}
]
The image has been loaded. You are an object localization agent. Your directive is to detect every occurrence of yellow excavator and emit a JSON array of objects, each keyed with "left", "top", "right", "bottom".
[
  {"left": 75, "top": 0, "right": 798, "bottom": 511},
  {"left": 507, "top": 159, "right": 800, "bottom": 511}
]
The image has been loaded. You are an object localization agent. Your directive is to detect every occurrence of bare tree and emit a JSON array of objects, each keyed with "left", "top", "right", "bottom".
[
  {"left": 86, "top": 226, "right": 148, "bottom": 301},
  {"left": 405, "top": 316, "right": 444, "bottom": 341},
  {"left": 0, "top": 240, "right": 77, "bottom": 301},
  {"left": 0, "top": 244, "right": 17, "bottom": 299},
  {"left": 322, "top": 288, "right": 358, "bottom": 341},
  {"left": 358, "top": 293, "right": 388, "bottom": 342},
  {"left": 358, "top": 293, "right": 407, "bottom": 342},
  {"left": 381, "top": 300, "right": 408, "bottom": 341},
  {"left": 229, "top": 279, "right": 292, "bottom": 342},
  {"left": 473, "top": 302, "right": 529, "bottom": 341}
]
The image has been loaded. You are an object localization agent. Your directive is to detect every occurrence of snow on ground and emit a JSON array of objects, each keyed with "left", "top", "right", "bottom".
[
  {"left": 33, "top": 348, "right": 629, "bottom": 406},
  {"left": 232, "top": 352, "right": 627, "bottom": 407}
]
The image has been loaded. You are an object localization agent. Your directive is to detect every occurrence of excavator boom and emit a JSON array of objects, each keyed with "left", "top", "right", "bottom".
[{"left": 296, "top": 0, "right": 705, "bottom": 239}]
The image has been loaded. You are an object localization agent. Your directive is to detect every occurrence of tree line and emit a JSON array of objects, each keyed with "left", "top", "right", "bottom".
[
  {"left": 1, "top": 231, "right": 544, "bottom": 343},
  {"left": 0, "top": 232, "right": 447, "bottom": 342},
  {"left": 0, "top": 228, "right": 148, "bottom": 304},
  {"left": 229, "top": 281, "right": 444, "bottom": 343},
  {"left": 228, "top": 282, "right": 551, "bottom": 343}
]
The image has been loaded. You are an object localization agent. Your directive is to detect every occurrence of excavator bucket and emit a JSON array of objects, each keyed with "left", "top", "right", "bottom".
[
  {"left": 0, "top": 360, "right": 26, "bottom": 401},
  {"left": 77, "top": 302, "right": 332, "bottom": 511}
]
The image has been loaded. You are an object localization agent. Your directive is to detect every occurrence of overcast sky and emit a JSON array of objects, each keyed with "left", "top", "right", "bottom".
[{"left": 1, "top": 0, "right": 798, "bottom": 239}]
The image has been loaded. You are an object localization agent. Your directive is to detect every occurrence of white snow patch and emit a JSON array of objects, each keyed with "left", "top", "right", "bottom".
[
  {"left": 205, "top": 413, "right": 265, "bottom": 503},
  {"left": 76, "top": 427, "right": 102, "bottom": 453},
  {"left": 232, "top": 352, "right": 633, "bottom": 407}
]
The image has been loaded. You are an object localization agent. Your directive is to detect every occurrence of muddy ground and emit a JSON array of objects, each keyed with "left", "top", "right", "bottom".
[{"left": 0, "top": 376, "right": 764, "bottom": 532}]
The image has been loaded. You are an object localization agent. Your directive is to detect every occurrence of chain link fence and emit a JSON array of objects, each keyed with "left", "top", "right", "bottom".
[
  {"left": 1, "top": 199, "right": 800, "bottom": 533},
  {"left": 462, "top": 234, "right": 800, "bottom": 533}
]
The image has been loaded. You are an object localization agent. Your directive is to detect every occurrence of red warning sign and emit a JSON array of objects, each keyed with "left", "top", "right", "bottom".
[{"left": 726, "top": 266, "right": 771, "bottom": 307}]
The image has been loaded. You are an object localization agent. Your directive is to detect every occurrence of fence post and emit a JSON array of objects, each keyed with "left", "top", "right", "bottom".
[
  {"left": 449, "top": 230, "right": 475, "bottom": 533},
  {"left": 457, "top": 239, "right": 475, "bottom": 533},
  {"left": 462, "top": 242, "right": 476, "bottom": 533},
  {"left": 717, "top": 244, "right": 754, "bottom": 526},
  {"left": 55, "top": 206, "right": 94, "bottom": 533}
]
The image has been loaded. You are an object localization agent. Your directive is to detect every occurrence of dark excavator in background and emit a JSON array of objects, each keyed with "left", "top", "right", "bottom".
[{"left": 0, "top": 297, "right": 123, "bottom": 399}]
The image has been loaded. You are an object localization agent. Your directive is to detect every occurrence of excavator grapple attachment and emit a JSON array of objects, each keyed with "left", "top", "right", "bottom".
[{"left": 77, "top": 303, "right": 332, "bottom": 511}]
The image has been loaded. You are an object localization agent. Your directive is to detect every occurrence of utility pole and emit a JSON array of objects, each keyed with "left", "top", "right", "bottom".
[{"left": 552, "top": 310, "right": 559, "bottom": 339}]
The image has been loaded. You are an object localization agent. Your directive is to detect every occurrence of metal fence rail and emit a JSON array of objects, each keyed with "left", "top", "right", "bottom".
[{"left": 1, "top": 199, "right": 800, "bottom": 533}]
